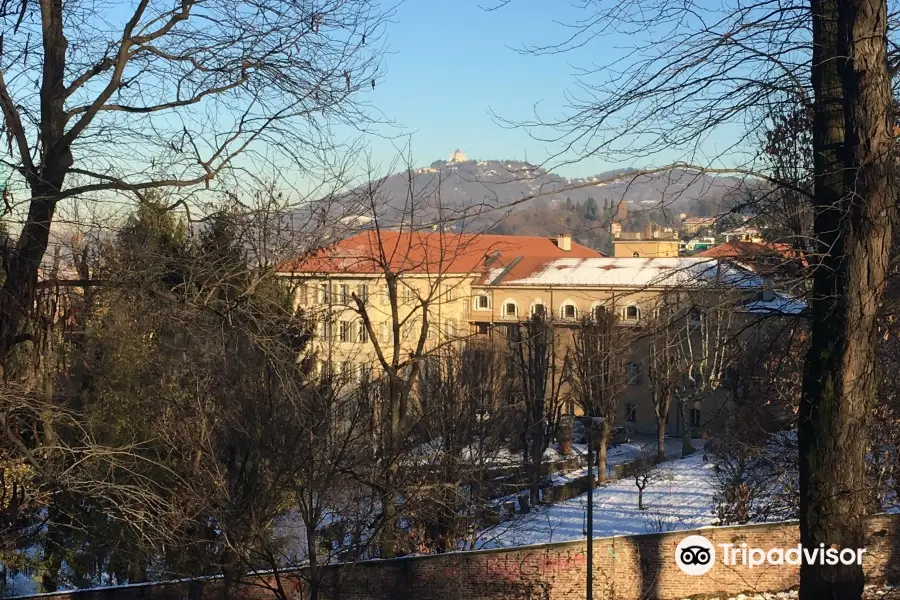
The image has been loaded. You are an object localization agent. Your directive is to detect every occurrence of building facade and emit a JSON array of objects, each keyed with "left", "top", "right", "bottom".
[{"left": 279, "top": 231, "right": 788, "bottom": 438}]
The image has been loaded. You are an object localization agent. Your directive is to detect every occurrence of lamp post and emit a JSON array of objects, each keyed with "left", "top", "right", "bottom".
[{"left": 584, "top": 416, "right": 604, "bottom": 600}]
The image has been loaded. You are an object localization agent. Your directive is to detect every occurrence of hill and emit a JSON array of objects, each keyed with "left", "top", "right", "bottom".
[{"left": 309, "top": 156, "right": 754, "bottom": 253}]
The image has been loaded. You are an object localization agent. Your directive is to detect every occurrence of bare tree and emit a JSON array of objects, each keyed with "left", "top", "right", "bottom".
[
  {"left": 631, "top": 451, "right": 658, "bottom": 511},
  {"left": 404, "top": 343, "right": 509, "bottom": 553},
  {"left": 506, "top": 315, "right": 565, "bottom": 506},
  {"left": 647, "top": 298, "right": 682, "bottom": 463},
  {"left": 569, "top": 308, "right": 629, "bottom": 483},
  {"left": 0, "top": 0, "right": 388, "bottom": 371},
  {"left": 675, "top": 300, "right": 736, "bottom": 457}
]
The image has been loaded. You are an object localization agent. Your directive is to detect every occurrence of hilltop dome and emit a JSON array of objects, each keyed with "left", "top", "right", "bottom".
[{"left": 448, "top": 148, "right": 468, "bottom": 163}]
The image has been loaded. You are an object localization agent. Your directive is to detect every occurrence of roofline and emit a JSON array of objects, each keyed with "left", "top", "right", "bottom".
[
  {"left": 276, "top": 271, "right": 480, "bottom": 278},
  {"left": 471, "top": 283, "right": 760, "bottom": 291}
]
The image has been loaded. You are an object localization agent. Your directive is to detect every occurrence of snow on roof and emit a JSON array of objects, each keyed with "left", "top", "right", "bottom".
[
  {"left": 496, "top": 257, "right": 763, "bottom": 289},
  {"left": 742, "top": 292, "right": 807, "bottom": 315}
]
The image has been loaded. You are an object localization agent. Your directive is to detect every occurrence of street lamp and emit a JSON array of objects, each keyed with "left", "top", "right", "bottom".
[{"left": 584, "top": 416, "right": 604, "bottom": 600}]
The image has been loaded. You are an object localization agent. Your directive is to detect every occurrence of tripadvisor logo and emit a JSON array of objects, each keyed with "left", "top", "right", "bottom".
[
  {"left": 675, "top": 535, "right": 715, "bottom": 576},
  {"left": 674, "top": 534, "right": 867, "bottom": 576}
]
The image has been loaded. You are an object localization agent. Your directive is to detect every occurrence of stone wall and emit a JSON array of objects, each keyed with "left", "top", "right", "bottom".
[{"left": 13, "top": 514, "right": 900, "bottom": 600}]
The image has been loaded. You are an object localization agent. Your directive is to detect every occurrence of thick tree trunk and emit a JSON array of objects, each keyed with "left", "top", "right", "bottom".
[
  {"left": 801, "top": 0, "right": 893, "bottom": 597},
  {"left": 597, "top": 420, "right": 609, "bottom": 483},
  {"left": 306, "top": 525, "right": 320, "bottom": 600},
  {"left": 0, "top": 0, "right": 72, "bottom": 369}
]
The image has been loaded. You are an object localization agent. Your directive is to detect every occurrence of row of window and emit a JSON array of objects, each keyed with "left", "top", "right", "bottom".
[
  {"left": 478, "top": 296, "right": 642, "bottom": 322},
  {"left": 315, "top": 318, "right": 458, "bottom": 343},
  {"left": 298, "top": 282, "right": 459, "bottom": 306}
]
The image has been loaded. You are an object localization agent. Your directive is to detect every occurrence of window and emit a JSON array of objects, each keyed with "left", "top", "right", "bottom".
[
  {"left": 444, "top": 318, "right": 457, "bottom": 337},
  {"left": 339, "top": 320, "right": 352, "bottom": 343},
  {"left": 475, "top": 295, "right": 490, "bottom": 310},
  {"left": 404, "top": 285, "right": 415, "bottom": 303},
  {"left": 626, "top": 362, "right": 642, "bottom": 385},
  {"left": 623, "top": 304, "right": 641, "bottom": 321},
  {"left": 476, "top": 323, "right": 490, "bottom": 335},
  {"left": 340, "top": 361, "right": 353, "bottom": 379},
  {"left": 358, "top": 364, "right": 371, "bottom": 384},
  {"left": 339, "top": 283, "right": 350, "bottom": 304},
  {"left": 317, "top": 319, "right": 333, "bottom": 341},
  {"left": 532, "top": 303, "right": 546, "bottom": 317},
  {"left": 502, "top": 300, "right": 518, "bottom": 318},
  {"left": 320, "top": 283, "right": 330, "bottom": 303},
  {"left": 402, "top": 321, "right": 414, "bottom": 341},
  {"left": 298, "top": 284, "right": 308, "bottom": 305},
  {"left": 632, "top": 252, "right": 640, "bottom": 258},
  {"left": 358, "top": 321, "right": 368, "bottom": 343},
  {"left": 358, "top": 284, "right": 369, "bottom": 303},
  {"left": 690, "top": 408, "right": 701, "bottom": 427},
  {"left": 561, "top": 303, "right": 577, "bottom": 320},
  {"left": 443, "top": 284, "right": 456, "bottom": 301},
  {"left": 425, "top": 326, "right": 433, "bottom": 340},
  {"left": 625, "top": 403, "right": 637, "bottom": 423},
  {"left": 379, "top": 322, "right": 391, "bottom": 343},
  {"left": 380, "top": 289, "right": 390, "bottom": 305},
  {"left": 688, "top": 308, "right": 702, "bottom": 328},
  {"left": 592, "top": 305, "right": 607, "bottom": 321}
]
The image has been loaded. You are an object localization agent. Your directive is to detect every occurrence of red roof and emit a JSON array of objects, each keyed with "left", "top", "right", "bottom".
[
  {"left": 697, "top": 241, "right": 808, "bottom": 271},
  {"left": 279, "top": 230, "right": 603, "bottom": 280},
  {"left": 697, "top": 241, "right": 795, "bottom": 259}
]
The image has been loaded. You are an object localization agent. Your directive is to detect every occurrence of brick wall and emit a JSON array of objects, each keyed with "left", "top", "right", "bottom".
[{"left": 14, "top": 514, "right": 900, "bottom": 600}]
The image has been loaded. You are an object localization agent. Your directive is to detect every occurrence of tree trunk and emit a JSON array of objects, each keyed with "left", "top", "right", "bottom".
[
  {"left": 306, "top": 524, "right": 320, "bottom": 600},
  {"left": 638, "top": 487, "right": 644, "bottom": 511},
  {"left": 801, "top": 0, "right": 893, "bottom": 597},
  {"left": 380, "top": 377, "right": 403, "bottom": 559},
  {"left": 597, "top": 420, "right": 609, "bottom": 483},
  {"left": 0, "top": 0, "right": 72, "bottom": 369},
  {"left": 680, "top": 398, "right": 694, "bottom": 457},
  {"left": 656, "top": 414, "right": 666, "bottom": 463},
  {"left": 529, "top": 435, "right": 543, "bottom": 505}
]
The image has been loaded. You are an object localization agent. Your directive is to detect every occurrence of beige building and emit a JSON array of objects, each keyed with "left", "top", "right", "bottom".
[
  {"left": 681, "top": 216, "right": 717, "bottom": 236},
  {"left": 278, "top": 230, "right": 601, "bottom": 376},
  {"left": 279, "top": 230, "right": 799, "bottom": 438},
  {"left": 612, "top": 238, "right": 680, "bottom": 258}
]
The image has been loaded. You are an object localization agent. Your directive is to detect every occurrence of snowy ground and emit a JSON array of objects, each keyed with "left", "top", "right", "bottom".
[
  {"left": 478, "top": 447, "right": 717, "bottom": 548},
  {"left": 551, "top": 436, "right": 692, "bottom": 485}
]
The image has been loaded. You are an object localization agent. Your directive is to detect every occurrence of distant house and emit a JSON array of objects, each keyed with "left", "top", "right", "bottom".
[
  {"left": 722, "top": 226, "right": 763, "bottom": 243},
  {"left": 697, "top": 241, "right": 807, "bottom": 289},
  {"left": 680, "top": 216, "right": 718, "bottom": 236}
]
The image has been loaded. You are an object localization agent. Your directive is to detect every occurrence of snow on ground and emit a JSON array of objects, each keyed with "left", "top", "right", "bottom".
[
  {"left": 551, "top": 436, "right": 691, "bottom": 485},
  {"left": 478, "top": 449, "right": 717, "bottom": 548},
  {"left": 2, "top": 573, "right": 40, "bottom": 597}
]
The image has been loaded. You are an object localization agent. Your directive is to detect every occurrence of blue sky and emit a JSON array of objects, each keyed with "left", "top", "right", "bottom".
[{"left": 362, "top": 0, "right": 637, "bottom": 177}]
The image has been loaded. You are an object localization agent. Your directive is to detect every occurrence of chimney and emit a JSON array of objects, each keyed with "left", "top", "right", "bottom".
[{"left": 557, "top": 234, "right": 572, "bottom": 252}]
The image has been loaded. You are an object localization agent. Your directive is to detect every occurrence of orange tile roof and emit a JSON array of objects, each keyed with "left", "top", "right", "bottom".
[
  {"left": 278, "top": 230, "right": 603, "bottom": 280},
  {"left": 697, "top": 241, "right": 795, "bottom": 259},
  {"left": 696, "top": 241, "right": 808, "bottom": 272}
]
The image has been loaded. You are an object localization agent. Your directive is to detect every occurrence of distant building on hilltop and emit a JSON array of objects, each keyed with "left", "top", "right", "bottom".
[{"left": 448, "top": 148, "right": 468, "bottom": 163}]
